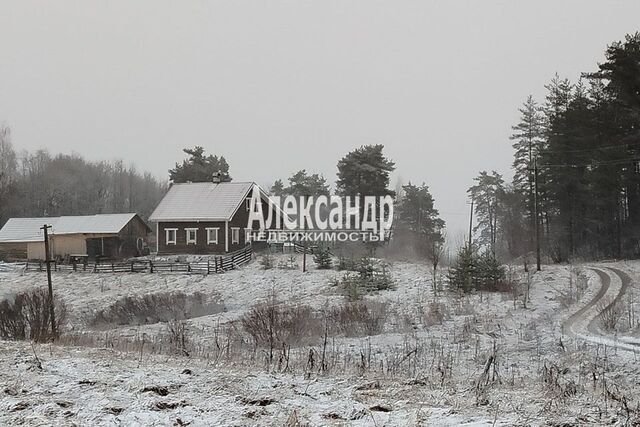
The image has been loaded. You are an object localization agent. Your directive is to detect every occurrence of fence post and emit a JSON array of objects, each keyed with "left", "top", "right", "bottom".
[
  {"left": 150, "top": 260, "right": 154, "bottom": 273},
  {"left": 207, "top": 259, "right": 210, "bottom": 275},
  {"left": 131, "top": 261, "right": 134, "bottom": 272}
]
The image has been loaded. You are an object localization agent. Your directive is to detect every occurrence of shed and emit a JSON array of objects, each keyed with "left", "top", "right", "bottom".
[{"left": 0, "top": 213, "right": 151, "bottom": 261}]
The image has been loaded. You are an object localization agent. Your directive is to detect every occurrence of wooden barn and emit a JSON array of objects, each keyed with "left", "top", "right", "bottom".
[
  {"left": 149, "top": 179, "right": 279, "bottom": 255},
  {"left": 0, "top": 213, "right": 151, "bottom": 261}
]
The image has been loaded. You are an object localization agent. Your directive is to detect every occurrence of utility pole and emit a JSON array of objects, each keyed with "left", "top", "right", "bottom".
[
  {"left": 468, "top": 198, "right": 474, "bottom": 249},
  {"left": 302, "top": 236, "right": 307, "bottom": 273},
  {"left": 533, "top": 157, "right": 541, "bottom": 271},
  {"left": 302, "top": 196, "right": 307, "bottom": 273},
  {"left": 41, "top": 224, "right": 57, "bottom": 339}
]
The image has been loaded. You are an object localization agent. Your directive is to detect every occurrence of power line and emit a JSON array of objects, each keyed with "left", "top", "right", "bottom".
[
  {"left": 538, "top": 157, "right": 640, "bottom": 168},
  {"left": 535, "top": 140, "right": 640, "bottom": 155}
]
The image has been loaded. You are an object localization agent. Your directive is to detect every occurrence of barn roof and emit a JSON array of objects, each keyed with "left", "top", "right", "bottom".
[
  {"left": 149, "top": 182, "right": 262, "bottom": 222},
  {"left": 0, "top": 213, "right": 146, "bottom": 243}
]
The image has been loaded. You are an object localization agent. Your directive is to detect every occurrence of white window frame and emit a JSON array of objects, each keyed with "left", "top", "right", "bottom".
[
  {"left": 165, "top": 228, "right": 178, "bottom": 245},
  {"left": 206, "top": 227, "right": 219, "bottom": 245},
  {"left": 246, "top": 197, "right": 252, "bottom": 211},
  {"left": 231, "top": 227, "right": 240, "bottom": 244},
  {"left": 185, "top": 228, "right": 198, "bottom": 245}
]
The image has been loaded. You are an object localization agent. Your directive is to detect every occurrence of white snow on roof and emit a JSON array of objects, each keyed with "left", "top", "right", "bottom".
[
  {"left": 149, "top": 182, "right": 255, "bottom": 222},
  {"left": 0, "top": 213, "right": 140, "bottom": 243}
]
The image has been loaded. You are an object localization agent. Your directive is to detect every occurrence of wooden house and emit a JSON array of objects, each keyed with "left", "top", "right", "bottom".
[
  {"left": 0, "top": 213, "right": 150, "bottom": 261},
  {"left": 149, "top": 179, "right": 278, "bottom": 255}
]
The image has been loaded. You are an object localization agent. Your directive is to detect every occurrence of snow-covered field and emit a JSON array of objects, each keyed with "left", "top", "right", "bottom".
[{"left": 1, "top": 256, "right": 640, "bottom": 426}]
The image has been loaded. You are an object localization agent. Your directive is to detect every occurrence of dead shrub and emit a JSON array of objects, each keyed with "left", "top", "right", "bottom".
[
  {"left": 0, "top": 288, "right": 67, "bottom": 342},
  {"left": 329, "top": 300, "right": 388, "bottom": 337},
  {"left": 259, "top": 254, "right": 274, "bottom": 270},
  {"left": 241, "top": 295, "right": 321, "bottom": 361},
  {"left": 541, "top": 361, "right": 578, "bottom": 399},
  {"left": 598, "top": 297, "right": 623, "bottom": 331},
  {"left": 241, "top": 296, "right": 388, "bottom": 359},
  {"left": 165, "top": 320, "right": 190, "bottom": 356},
  {"left": 0, "top": 297, "right": 26, "bottom": 340},
  {"left": 88, "top": 291, "right": 224, "bottom": 328},
  {"left": 451, "top": 295, "right": 476, "bottom": 316},
  {"left": 420, "top": 301, "right": 450, "bottom": 327}
]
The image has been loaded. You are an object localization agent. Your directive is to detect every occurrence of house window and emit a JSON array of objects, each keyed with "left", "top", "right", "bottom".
[
  {"left": 245, "top": 228, "right": 252, "bottom": 243},
  {"left": 165, "top": 228, "right": 177, "bottom": 245},
  {"left": 231, "top": 227, "right": 240, "bottom": 244},
  {"left": 246, "top": 198, "right": 252, "bottom": 211},
  {"left": 206, "top": 227, "right": 219, "bottom": 244},
  {"left": 186, "top": 228, "right": 198, "bottom": 245}
]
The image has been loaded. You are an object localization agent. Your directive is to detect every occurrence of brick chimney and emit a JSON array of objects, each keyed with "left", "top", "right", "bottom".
[{"left": 212, "top": 170, "right": 223, "bottom": 184}]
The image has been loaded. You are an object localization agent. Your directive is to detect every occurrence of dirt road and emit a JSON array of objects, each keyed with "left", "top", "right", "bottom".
[{"left": 562, "top": 266, "right": 639, "bottom": 352}]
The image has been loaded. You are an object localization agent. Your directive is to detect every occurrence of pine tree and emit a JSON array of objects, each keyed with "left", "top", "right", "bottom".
[
  {"left": 270, "top": 179, "right": 284, "bottom": 196},
  {"left": 169, "top": 146, "right": 232, "bottom": 183},
  {"left": 510, "top": 96, "right": 545, "bottom": 198},
  {"left": 397, "top": 183, "right": 444, "bottom": 235},
  {"left": 468, "top": 171, "right": 504, "bottom": 254},
  {"left": 282, "top": 170, "right": 330, "bottom": 197},
  {"left": 336, "top": 145, "right": 395, "bottom": 198},
  {"left": 447, "top": 245, "right": 477, "bottom": 293},
  {"left": 476, "top": 251, "right": 505, "bottom": 292},
  {"left": 336, "top": 145, "right": 395, "bottom": 238}
]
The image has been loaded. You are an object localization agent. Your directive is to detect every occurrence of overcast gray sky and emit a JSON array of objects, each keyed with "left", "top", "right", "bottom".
[{"left": 1, "top": 1, "right": 639, "bottom": 234}]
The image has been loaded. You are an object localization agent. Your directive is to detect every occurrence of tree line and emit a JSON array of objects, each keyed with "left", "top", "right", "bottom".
[
  {"left": 173, "top": 144, "right": 447, "bottom": 258},
  {"left": 1, "top": 136, "right": 448, "bottom": 262},
  {"left": 0, "top": 127, "right": 168, "bottom": 227},
  {"left": 467, "top": 32, "right": 640, "bottom": 263}
]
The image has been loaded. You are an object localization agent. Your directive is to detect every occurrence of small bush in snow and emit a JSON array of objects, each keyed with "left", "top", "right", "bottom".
[
  {"left": 0, "top": 288, "right": 67, "bottom": 342},
  {"left": 313, "top": 246, "right": 333, "bottom": 269},
  {"left": 329, "top": 300, "right": 388, "bottom": 337},
  {"left": 259, "top": 254, "right": 274, "bottom": 270},
  {"left": 338, "top": 273, "right": 363, "bottom": 301},
  {"left": 332, "top": 258, "right": 394, "bottom": 300},
  {"left": 241, "top": 294, "right": 321, "bottom": 362},
  {"left": 277, "top": 254, "right": 299, "bottom": 270},
  {"left": 598, "top": 296, "right": 623, "bottom": 331},
  {"left": 165, "top": 320, "right": 190, "bottom": 356},
  {"left": 357, "top": 256, "right": 394, "bottom": 292},
  {"left": 336, "top": 255, "right": 359, "bottom": 271},
  {"left": 421, "top": 301, "right": 450, "bottom": 327},
  {"left": 448, "top": 246, "right": 506, "bottom": 293}
]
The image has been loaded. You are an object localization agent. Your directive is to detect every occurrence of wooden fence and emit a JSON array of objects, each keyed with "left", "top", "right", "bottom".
[{"left": 25, "top": 245, "right": 253, "bottom": 275}]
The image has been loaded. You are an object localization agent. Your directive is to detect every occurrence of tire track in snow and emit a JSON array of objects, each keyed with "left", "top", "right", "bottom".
[
  {"left": 562, "top": 266, "right": 640, "bottom": 352},
  {"left": 561, "top": 268, "right": 609, "bottom": 336},
  {"left": 587, "top": 267, "right": 631, "bottom": 336}
]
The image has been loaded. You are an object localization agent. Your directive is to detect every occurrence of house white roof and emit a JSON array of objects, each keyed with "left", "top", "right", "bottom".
[
  {"left": 149, "top": 182, "right": 257, "bottom": 222},
  {"left": 0, "top": 213, "right": 142, "bottom": 243}
]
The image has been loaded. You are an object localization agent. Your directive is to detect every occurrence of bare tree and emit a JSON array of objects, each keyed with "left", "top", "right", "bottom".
[
  {"left": 428, "top": 239, "right": 446, "bottom": 297},
  {"left": 0, "top": 125, "right": 17, "bottom": 224}
]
